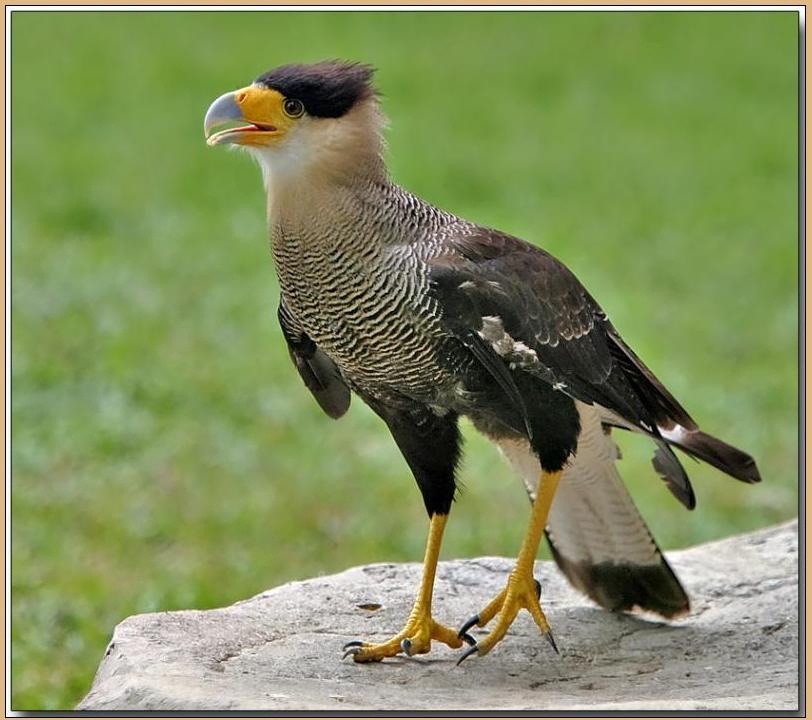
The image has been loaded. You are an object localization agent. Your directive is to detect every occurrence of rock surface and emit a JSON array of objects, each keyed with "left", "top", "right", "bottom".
[{"left": 79, "top": 521, "right": 799, "bottom": 712}]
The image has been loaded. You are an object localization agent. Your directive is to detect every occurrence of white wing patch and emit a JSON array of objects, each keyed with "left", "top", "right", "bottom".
[
  {"left": 659, "top": 424, "right": 689, "bottom": 443},
  {"left": 478, "top": 315, "right": 539, "bottom": 370}
]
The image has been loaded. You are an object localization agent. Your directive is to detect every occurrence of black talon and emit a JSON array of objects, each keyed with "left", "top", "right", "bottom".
[
  {"left": 400, "top": 638, "right": 412, "bottom": 656},
  {"left": 342, "top": 646, "right": 363, "bottom": 660},
  {"left": 457, "top": 613, "right": 480, "bottom": 639},
  {"left": 342, "top": 640, "right": 364, "bottom": 651},
  {"left": 456, "top": 643, "right": 480, "bottom": 666},
  {"left": 534, "top": 579, "right": 542, "bottom": 599},
  {"left": 460, "top": 631, "right": 477, "bottom": 646},
  {"left": 544, "top": 630, "right": 559, "bottom": 655}
]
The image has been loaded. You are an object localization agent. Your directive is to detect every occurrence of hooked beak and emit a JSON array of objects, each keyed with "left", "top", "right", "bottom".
[{"left": 204, "top": 86, "right": 291, "bottom": 147}]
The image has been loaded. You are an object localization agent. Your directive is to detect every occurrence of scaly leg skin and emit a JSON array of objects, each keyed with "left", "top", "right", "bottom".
[
  {"left": 457, "top": 470, "right": 562, "bottom": 664},
  {"left": 343, "top": 513, "right": 463, "bottom": 662}
]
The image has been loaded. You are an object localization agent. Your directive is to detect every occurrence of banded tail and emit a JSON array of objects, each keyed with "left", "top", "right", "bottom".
[{"left": 497, "top": 401, "right": 760, "bottom": 618}]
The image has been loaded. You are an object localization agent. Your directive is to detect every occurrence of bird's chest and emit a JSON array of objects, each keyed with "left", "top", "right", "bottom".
[{"left": 272, "top": 227, "right": 447, "bottom": 395}]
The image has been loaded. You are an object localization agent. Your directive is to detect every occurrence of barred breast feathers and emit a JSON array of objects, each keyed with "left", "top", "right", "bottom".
[
  {"left": 268, "top": 183, "right": 457, "bottom": 395},
  {"left": 242, "top": 92, "right": 471, "bottom": 398}
]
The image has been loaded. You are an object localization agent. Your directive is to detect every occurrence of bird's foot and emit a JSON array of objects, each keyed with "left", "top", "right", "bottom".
[
  {"left": 456, "top": 572, "right": 557, "bottom": 664},
  {"left": 343, "top": 605, "right": 463, "bottom": 663}
]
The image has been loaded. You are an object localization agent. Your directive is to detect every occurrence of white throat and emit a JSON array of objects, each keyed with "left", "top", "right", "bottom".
[{"left": 243, "top": 98, "right": 387, "bottom": 217}]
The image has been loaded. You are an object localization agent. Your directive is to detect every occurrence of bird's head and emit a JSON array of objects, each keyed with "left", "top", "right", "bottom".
[{"left": 204, "top": 61, "right": 383, "bottom": 184}]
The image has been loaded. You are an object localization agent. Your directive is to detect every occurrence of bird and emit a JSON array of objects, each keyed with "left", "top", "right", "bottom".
[{"left": 203, "top": 60, "right": 761, "bottom": 664}]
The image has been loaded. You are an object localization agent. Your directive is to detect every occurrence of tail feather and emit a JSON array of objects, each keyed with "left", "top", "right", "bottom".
[
  {"left": 547, "top": 534, "right": 689, "bottom": 618},
  {"left": 495, "top": 402, "right": 690, "bottom": 619},
  {"left": 494, "top": 397, "right": 758, "bottom": 619}
]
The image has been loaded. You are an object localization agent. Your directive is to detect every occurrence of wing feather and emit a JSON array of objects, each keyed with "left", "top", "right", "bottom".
[
  {"left": 278, "top": 301, "right": 351, "bottom": 419},
  {"left": 429, "top": 226, "right": 707, "bottom": 508},
  {"left": 432, "top": 227, "right": 687, "bottom": 433}
]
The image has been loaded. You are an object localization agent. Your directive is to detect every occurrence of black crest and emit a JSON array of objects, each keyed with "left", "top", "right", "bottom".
[{"left": 256, "top": 61, "right": 376, "bottom": 119}]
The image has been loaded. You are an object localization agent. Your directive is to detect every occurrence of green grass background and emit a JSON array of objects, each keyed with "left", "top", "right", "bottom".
[{"left": 11, "top": 10, "right": 798, "bottom": 710}]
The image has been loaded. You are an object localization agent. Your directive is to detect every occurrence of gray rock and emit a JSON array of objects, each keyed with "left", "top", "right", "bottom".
[{"left": 78, "top": 521, "right": 799, "bottom": 712}]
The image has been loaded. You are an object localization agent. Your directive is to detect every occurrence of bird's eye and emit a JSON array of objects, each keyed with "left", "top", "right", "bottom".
[{"left": 283, "top": 98, "right": 305, "bottom": 118}]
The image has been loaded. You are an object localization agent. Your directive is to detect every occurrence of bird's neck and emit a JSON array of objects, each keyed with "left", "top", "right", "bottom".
[
  {"left": 266, "top": 159, "right": 392, "bottom": 246},
  {"left": 268, "top": 169, "right": 398, "bottom": 329}
]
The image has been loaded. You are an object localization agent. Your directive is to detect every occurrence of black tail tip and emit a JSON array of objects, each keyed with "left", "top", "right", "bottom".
[{"left": 549, "top": 544, "right": 690, "bottom": 620}]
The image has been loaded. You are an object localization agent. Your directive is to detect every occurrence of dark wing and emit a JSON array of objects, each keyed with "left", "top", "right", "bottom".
[
  {"left": 278, "top": 300, "right": 350, "bottom": 419},
  {"left": 429, "top": 227, "right": 697, "bottom": 507},
  {"left": 431, "top": 227, "right": 696, "bottom": 431}
]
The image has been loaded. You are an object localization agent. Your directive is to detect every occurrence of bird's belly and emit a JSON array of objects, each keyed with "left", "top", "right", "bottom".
[
  {"left": 277, "top": 259, "right": 451, "bottom": 401},
  {"left": 316, "top": 314, "right": 447, "bottom": 394}
]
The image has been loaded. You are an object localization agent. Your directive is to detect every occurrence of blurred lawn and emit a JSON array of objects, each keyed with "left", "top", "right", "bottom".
[{"left": 10, "top": 10, "right": 797, "bottom": 710}]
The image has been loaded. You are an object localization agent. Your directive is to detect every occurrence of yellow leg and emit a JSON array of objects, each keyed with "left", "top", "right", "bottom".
[
  {"left": 343, "top": 513, "right": 463, "bottom": 662},
  {"left": 458, "top": 470, "right": 562, "bottom": 663}
]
